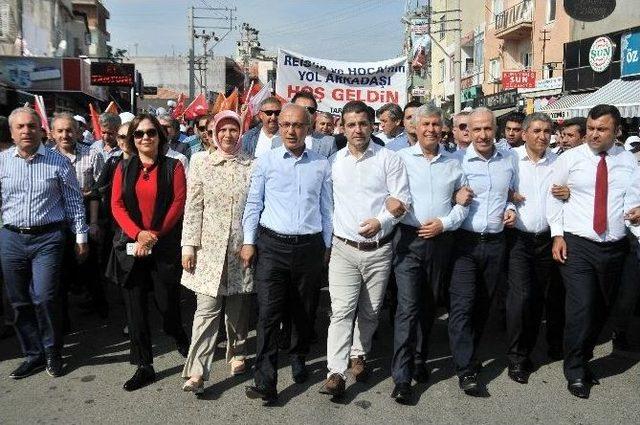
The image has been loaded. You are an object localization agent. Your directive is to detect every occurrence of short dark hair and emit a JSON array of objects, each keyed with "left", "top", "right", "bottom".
[
  {"left": 563, "top": 117, "right": 587, "bottom": 137},
  {"left": 504, "top": 111, "right": 526, "bottom": 125},
  {"left": 376, "top": 103, "right": 403, "bottom": 121},
  {"left": 588, "top": 104, "right": 621, "bottom": 128},
  {"left": 126, "top": 113, "right": 169, "bottom": 155},
  {"left": 404, "top": 100, "right": 423, "bottom": 113},
  {"left": 291, "top": 90, "right": 318, "bottom": 109},
  {"left": 341, "top": 101, "right": 370, "bottom": 123}
]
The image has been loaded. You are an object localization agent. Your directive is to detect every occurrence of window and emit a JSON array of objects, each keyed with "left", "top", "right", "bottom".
[
  {"left": 465, "top": 58, "right": 474, "bottom": 73},
  {"left": 489, "top": 58, "right": 501, "bottom": 82},
  {"left": 522, "top": 51, "right": 533, "bottom": 69},
  {"left": 439, "top": 59, "right": 445, "bottom": 83},
  {"left": 439, "top": 15, "right": 445, "bottom": 40},
  {"left": 0, "top": 4, "right": 10, "bottom": 39},
  {"left": 473, "top": 33, "right": 484, "bottom": 70},
  {"left": 547, "top": 0, "right": 556, "bottom": 22},
  {"left": 492, "top": 0, "right": 503, "bottom": 15}
]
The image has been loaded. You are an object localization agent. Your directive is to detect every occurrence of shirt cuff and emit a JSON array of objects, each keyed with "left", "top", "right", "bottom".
[
  {"left": 243, "top": 230, "right": 256, "bottom": 245},
  {"left": 438, "top": 215, "right": 451, "bottom": 232},
  {"left": 550, "top": 224, "right": 564, "bottom": 238},
  {"left": 182, "top": 245, "right": 195, "bottom": 256},
  {"left": 76, "top": 233, "right": 88, "bottom": 244}
]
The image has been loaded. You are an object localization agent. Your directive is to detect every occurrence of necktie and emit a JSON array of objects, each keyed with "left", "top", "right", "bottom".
[{"left": 593, "top": 152, "right": 608, "bottom": 234}]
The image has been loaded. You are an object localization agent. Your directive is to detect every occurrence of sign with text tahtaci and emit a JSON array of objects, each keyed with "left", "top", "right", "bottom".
[{"left": 276, "top": 49, "right": 408, "bottom": 114}]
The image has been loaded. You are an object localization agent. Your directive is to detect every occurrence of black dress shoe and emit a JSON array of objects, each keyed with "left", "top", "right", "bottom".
[
  {"left": 46, "top": 354, "right": 64, "bottom": 377},
  {"left": 507, "top": 363, "right": 530, "bottom": 384},
  {"left": 585, "top": 369, "right": 600, "bottom": 386},
  {"left": 391, "top": 383, "right": 413, "bottom": 405},
  {"left": 459, "top": 373, "right": 479, "bottom": 395},
  {"left": 413, "top": 363, "right": 430, "bottom": 383},
  {"left": 245, "top": 385, "right": 278, "bottom": 405},
  {"left": 123, "top": 365, "right": 156, "bottom": 391},
  {"left": 291, "top": 356, "right": 308, "bottom": 384},
  {"left": 9, "top": 358, "right": 45, "bottom": 379},
  {"left": 567, "top": 378, "right": 590, "bottom": 399}
]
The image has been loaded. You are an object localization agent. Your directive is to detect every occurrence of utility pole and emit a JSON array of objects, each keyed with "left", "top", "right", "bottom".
[
  {"left": 188, "top": 6, "right": 195, "bottom": 99},
  {"left": 453, "top": 0, "right": 461, "bottom": 114},
  {"left": 187, "top": 5, "right": 236, "bottom": 100},
  {"left": 238, "top": 23, "right": 261, "bottom": 92},
  {"left": 540, "top": 29, "right": 551, "bottom": 78}
]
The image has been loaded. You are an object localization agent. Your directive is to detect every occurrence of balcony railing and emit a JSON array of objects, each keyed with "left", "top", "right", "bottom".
[{"left": 495, "top": 0, "right": 533, "bottom": 34}]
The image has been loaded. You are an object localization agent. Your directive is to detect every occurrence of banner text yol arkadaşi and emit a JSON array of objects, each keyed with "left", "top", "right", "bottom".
[{"left": 276, "top": 49, "right": 408, "bottom": 114}]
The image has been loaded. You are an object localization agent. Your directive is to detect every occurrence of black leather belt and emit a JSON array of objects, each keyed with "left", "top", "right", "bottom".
[
  {"left": 457, "top": 229, "right": 503, "bottom": 243},
  {"left": 259, "top": 226, "right": 321, "bottom": 244},
  {"left": 334, "top": 233, "right": 394, "bottom": 251},
  {"left": 4, "top": 221, "right": 64, "bottom": 235},
  {"left": 517, "top": 229, "right": 551, "bottom": 240}
]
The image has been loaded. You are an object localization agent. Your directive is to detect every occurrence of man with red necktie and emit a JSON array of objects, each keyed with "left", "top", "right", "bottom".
[{"left": 547, "top": 104, "right": 640, "bottom": 399}]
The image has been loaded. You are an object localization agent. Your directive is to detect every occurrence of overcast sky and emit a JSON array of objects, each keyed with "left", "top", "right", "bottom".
[{"left": 105, "top": 0, "right": 409, "bottom": 62}]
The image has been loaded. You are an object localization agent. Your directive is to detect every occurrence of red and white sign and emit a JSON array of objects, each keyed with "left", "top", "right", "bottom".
[{"left": 502, "top": 70, "right": 536, "bottom": 89}]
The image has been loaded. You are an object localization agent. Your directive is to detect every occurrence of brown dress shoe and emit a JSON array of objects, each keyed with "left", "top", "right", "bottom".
[
  {"left": 349, "top": 356, "right": 368, "bottom": 382},
  {"left": 319, "top": 373, "right": 345, "bottom": 396}
]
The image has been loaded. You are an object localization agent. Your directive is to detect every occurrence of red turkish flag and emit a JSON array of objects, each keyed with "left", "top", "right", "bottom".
[
  {"left": 89, "top": 103, "right": 102, "bottom": 141},
  {"left": 172, "top": 93, "right": 186, "bottom": 119},
  {"left": 183, "top": 93, "right": 208, "bottom": 120}
]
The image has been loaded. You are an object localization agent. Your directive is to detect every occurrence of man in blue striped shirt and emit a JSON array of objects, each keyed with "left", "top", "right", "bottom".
[{"left": 0, "top": 107, "right": 88, "bottom": 380}]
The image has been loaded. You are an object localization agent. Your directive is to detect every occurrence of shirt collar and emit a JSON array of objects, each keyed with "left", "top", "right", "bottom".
[
  {"left": 409, "top": 142, "right": 445, "bottom": 161},
  {"left": 13, "top": 143, "right": 46, "bottom": 158},
  {"left": 516, "top": 145, "right": 552, "bottom": 163},
  {"left": 282, "top": 145, "right": 309, "bottom": 159},
  {"left": 342, "top": 139, "right": 377, "bottom": 158},
  {"left": 466, "top": 143, "right": 502, "bottom": 161}
]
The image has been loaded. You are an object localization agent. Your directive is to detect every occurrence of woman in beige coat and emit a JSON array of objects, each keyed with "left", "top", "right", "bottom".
[{"left": 180, "top": 110, "right": 254, "bottom": 394}]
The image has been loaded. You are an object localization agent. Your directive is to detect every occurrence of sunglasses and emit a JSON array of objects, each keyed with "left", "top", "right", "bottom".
[
  {"left": 133, "top": 128, "right": 158, "bottom": 139},
  {"left": 197, "top": 125, "right": 207, "bottom": 132},
  {"left": 458, "top": 123, "right": 467, "bottom": 130},
  {"left": 305, "top": 106, "right": 317, "bottom": 115},
  {"left": 117, "top": 134, "right": 127, "bottom": 140},
  {"left": 261, "top": 110, "right": 281, "bottom": 117}
]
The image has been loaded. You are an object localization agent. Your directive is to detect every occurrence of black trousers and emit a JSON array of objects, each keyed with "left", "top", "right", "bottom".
[
  {"left": 121, "top": 257, "right": 187, "bottom": 366},
  {"left": 253, "top": 229, "right": 324, "bottom": 391},
  {"left": 448, "top": 230, "right": 505, "bottom": 377},
  {"left": 506, "top": 230, "right": 564, "bottom": 365},
  {"left": 560, "top": 233, "right": 627, "bottom": 381},
  {"left": 611, "top": 236, "right": 640, "bottom": 334},
  {"left": 60, "top": 231, "right": 106, "bottom": 319},
  {"left": 392, "top": 225, "right": 453, "bottom": 384}
]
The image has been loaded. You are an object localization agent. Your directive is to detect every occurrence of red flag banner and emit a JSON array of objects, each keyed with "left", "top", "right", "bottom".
[
  {"left": 220, "top": 88, "right": 239, "bottom": 112},
  {"left": 172, "top": 93, "right": 186, "bottom": 118},
  {"left": 183, "top": 93, "right": 208, "bottom": 120},
  {"left": 89, "top": 103, "right": 102, "bottom": 141}
]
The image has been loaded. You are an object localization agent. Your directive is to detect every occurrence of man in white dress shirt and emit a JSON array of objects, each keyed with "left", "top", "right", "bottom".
[
  {"left": 390, "top": 104, "right": 469, "bottom": 403},
  {"left": 505, "top": 112, "right": 564, "bottom": 385},
  {"left": 319, "top": 100, "right": 411, "bottom": 397},
  {"left": 547, "top": 104, "right": 640, "bottom": 399},
  {"left": 240, "top": 97, "right": 281, "bottom": 158}
]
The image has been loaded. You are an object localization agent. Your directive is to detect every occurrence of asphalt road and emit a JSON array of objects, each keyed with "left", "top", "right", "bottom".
[{"left": 1, "top": 286, "right": 639, "bottom": 425}]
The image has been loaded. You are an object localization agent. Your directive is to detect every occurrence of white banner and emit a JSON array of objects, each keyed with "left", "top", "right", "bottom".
[{"left": 275, "top": 49, "right": 408, "bottom": 114}]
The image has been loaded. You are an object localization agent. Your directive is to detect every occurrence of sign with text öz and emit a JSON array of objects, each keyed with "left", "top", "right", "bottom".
[
  {"left": 275, "top": 49, "right": 407, "bottom": 114},
  {"left": 501, "top": 70, "right": 536, "bottom": 89}
]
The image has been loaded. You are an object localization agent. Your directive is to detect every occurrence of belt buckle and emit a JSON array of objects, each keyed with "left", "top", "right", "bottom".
[
  {"left": 291, "top": 235, "right": 299, "bottom": 244},
  {"left": 19, "top": 227, "right": 31, "bottom": 234}
]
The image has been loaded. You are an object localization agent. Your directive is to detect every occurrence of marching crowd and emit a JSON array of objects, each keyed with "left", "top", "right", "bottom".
[{"left": 1, "top": 89, "right": 640, "bottom": 406}]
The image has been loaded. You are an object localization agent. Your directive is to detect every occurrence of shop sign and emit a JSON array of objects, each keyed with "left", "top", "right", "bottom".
[
  {"left": 518, "top": 77, "right": 563, "bottom": 93},
  {"left": 589, "top": 36, "right": 615, "bottom": 72},
  {"left": 412, "top": 87, "right": 427, "bottom": 96},
  {"left": 564, "top": 0, "right": 616, "bottom": 22},
  {"left": 502, "top": 71, "right": 536, "bottom": 89},
  {"left": 621, "top": 30, "right": 640, "bottom": 78},
  {"left": 461, "top": 85, "right": 482, "bottom": 102},
  {"left": 90, "top": 62, "right": 135, "bottom": 87},
  {"left": 477, "top": 89, "right": 519, "bottom": 110}
]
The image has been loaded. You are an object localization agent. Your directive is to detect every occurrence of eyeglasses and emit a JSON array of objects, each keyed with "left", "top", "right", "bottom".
[
  {"left": 305, "top": 106, "right": 317, "bottom": 115},
  {"left": 458, "top": 123, "right": 467, "bottom": 130},
  {"left": 117, "top": 134, "right": 127, "bottom": 140},
  {"left": 207, "top": 129, "right": 214, "bottom": 137},
  {"left": 197, "top": 125, "right": 207, "bottom": 132},
  {"left": 261, "top": 110, "right": 281, "bottom": 117},
  {"left": 133, "top": 128, "right": 158, "bottom": 139},
  {"left": 279, "top": 122, "right": 307, "bottom": 130}
]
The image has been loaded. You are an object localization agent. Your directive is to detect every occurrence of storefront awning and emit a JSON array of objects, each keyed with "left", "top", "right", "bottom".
[
  {"left": 540, "top": 93, "right": 592, "bottom": 120},
  {"left": 566, "top": 79, "right": 640, "bottom": 118}
]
